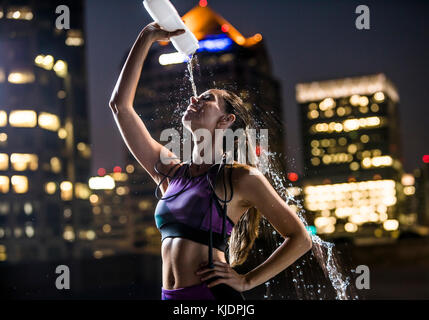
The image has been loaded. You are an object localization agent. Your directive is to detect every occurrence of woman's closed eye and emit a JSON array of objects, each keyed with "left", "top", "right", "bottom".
[{"left": 200, "top": 93, "right": 214, "bottom": 101}]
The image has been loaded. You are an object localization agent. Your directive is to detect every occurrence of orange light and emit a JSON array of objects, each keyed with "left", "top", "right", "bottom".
[
  {"left": 236, "top": 36, "right": 245, "bottom": 45},
  {"left": 221, "top": 24, "right": 229, "bottom": 33},
  {"left": 254, "top": 33, "right": 262, "bottom": 41},
  {"left": 199, "top": 0, "right": 207, "bottom": 7}
]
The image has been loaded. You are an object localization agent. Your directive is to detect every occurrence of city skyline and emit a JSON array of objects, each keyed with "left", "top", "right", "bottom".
[
  {"left": 1, "top": 0, "right": 429, "bottom": 300},
  {"left": 87, "top": 0, "right": 429, "bottom": 177}
]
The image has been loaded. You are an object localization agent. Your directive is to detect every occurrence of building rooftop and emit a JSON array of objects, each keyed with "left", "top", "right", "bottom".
[
  {"left": 160, "top": 4, "right": 262, "bottom": 47},
  {"left": 296, "top": 73, "right": 400, "bottom": 103}
]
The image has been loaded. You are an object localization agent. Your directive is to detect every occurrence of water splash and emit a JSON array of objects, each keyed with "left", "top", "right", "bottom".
[
  {"left": 258, "top": 149, "right": 357, "bottom": 300},
  {"left": 187, "top": 53, "right": 198, "bottom": 97}
]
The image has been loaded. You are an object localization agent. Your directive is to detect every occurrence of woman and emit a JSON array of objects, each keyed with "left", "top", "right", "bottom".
[{"left": 109, "top": 22, "right": 312, "bottom": 300}]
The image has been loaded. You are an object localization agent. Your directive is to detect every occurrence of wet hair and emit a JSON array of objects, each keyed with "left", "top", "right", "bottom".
[{"left": 217, "top": 89, "right": 262, "bottom": 267}]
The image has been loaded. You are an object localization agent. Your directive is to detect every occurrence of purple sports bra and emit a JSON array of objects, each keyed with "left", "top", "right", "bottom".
[{"left": 154, "top": 162, "right": 235, "bottom": 261}]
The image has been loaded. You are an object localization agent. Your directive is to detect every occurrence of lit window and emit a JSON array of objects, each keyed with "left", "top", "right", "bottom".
[
  {"left": 0, "top": 68, "right": 5, "bottom": 82},
  {"left": 138, "top": 200, "right": 152, "bottom": 210},
  {"left": 0, "top": 153, "right": 8, "bottom": 170},
  {"left": 359, "top": 96, "right": 369, "bottom": 107},
  {"left": 373, "top": 92, "right": 385, "bottom": 102},
  {"left": 324, "top": 109, "right": 334, "bottom": 118},
  {"left": 45, "top": 182, "right": 57, "bottom": 194},
  {"left": 58, "top": 128, "right": 67, "bottom": 139},
  {"left": 102, "top": 224, "right": 111, "bottom": 233},
  {"left": 38, "top": 112, "right": 60, "bottom": 131},
  {"left": 336, "top": 107, "right": 345, "bottom": 116},
  {"left": 0, "top": 202, "right": 10, "bottom": 215},
  {"left": 307, "top": 110, "right": 319, "bottom": 119},
  {"left": 77, "top": 142, "right": 91, "bottom": 158},
  {"left": 63, "top": 226, "right": 75, "bottom": 241},
  {"left": 50, "top": 157, "right": 62, "bottom": 173},
  {"left": 219, "top": 53, "right": 234, "bottom": 63},
  {"left": 8, "top": 70, "right": 35, "bottom": 84},
  {"left": 319, "top": 98, "right": 335, "bottom": 111},
  {"left": 10, "top": 153, "right": 38, "bottom": 171},
  {"left": 350, "top": 95, "right": 360, "bottom": 106},
  {"left": 25, "top": 225, "right": 35, "bottom": 238},
  {"left": 360, "top": 134, "right": 370, "bottom": 143},
  {"left": 0, "top": 111, "right": 7, "bottom": 126},
  {"left": 88, "top": 176, "right": 115, "bottom": 190},
  {"left": 9, "top": 110, "right": 37, "bottom": 127},
  {"left": 60, "top": 181, "right": 73, "bottom": 201},
  {"left": 35, "top": 55, "right": 54, "bottom": 70},
  {"left": 159, "top": 52, "right": 189, "bottom": 65},
  {"left": 6, "top": 7, "right": 33, "bottom": 20},
  {"left": 53, "top": 60, "right": 67, "bottom": 77},
  {"left": 370, "top": 104, "right": 379, "bottom": 112},
  {"left": 65, "top": 30, "right": 84, "bottom": 46},
  {"left": 11, "top": 175, "right": 28, "bottom": 193},
  {"left": 349, "top": 162, "right": 359, "bottom": 171},
  {"left": 126, "top": 164, "right": 134, "bottom": 173},
  {"left": 14, "top": 228, "right": 23, "bottom": 238},
  {"left": 24, "top": 202, "right": 33, "bottom": 215},
  {"left": 0, "top": 8, "right": 4, "bottom": 19},
  {"left": 75, "top": 183, "right": 90, "bottom": 199},
  {"left": 0, "top": 176, "right": 9, "bottom": 193}
]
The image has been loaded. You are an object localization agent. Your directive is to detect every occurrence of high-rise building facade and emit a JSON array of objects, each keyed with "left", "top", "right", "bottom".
[
  {"left": 414, "top": 162, "right": 429, "bottom": 227},
  {"left": 116, "top": 4, "right": 286, "bottom": 251},
  {"left": 0, "top": 0, "right": 92, "bottom": 263},
  {"left": 296, "top": 74, "right": 410, "bottom": 241}
]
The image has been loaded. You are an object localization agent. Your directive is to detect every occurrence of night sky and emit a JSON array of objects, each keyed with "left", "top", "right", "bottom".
[{"left": 86, "top": 0, "right": 429, "bottom": 176}]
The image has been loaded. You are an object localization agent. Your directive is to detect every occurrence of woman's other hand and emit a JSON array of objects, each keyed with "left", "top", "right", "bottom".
[
  {"left": 141, "top": 22, "right": 185, "bottom": 42},
  {"left": 195, "top": 260, "right": 251, "bottom": 292}
]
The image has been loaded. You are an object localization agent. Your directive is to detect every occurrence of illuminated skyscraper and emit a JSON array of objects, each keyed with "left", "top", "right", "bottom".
[
  {"left": 117, "top": 4, "right": 286, "bottom": 250},
  {"left": 296, "top": 74, "right": 408, "bottom": 241},
  {"left": 0, "top": 0, "right": 92, "bottom": 262},
  {"left": 414, "top": 161, "right": 429, "bottom": 227}
]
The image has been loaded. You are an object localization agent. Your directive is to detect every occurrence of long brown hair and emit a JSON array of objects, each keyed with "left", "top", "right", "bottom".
[{"left": 218, "top": 89, "right": 262, "bottom": 267}]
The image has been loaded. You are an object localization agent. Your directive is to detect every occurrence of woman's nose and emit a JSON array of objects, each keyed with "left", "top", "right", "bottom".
[{"left": 190, "top": 96, "right": 198, "bottom": 104}]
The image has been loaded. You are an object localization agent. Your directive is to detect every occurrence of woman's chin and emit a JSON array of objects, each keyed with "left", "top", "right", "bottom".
[{"left": 183, "top": 110, "right": 198, "bottom": 122}]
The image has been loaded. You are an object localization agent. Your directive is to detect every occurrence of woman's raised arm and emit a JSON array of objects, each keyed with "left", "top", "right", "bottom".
[{"left": 108, "top": 23, "right": 185, "bottom": 184}]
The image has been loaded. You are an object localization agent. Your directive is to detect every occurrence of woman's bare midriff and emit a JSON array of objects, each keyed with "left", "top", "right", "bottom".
[{"left": 161, "top": 237, "right": 227, "bottom": 290}]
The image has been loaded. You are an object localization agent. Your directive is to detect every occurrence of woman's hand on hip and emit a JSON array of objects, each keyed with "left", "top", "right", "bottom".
[
  {"left": 195, "top": 260, "right": 250, "bottom": 292},
  {"left": 141, "top": 22, "right": 185, "bottom": 42}
]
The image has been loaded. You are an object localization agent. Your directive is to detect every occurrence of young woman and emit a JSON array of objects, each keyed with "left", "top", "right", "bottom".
[{"left": 109, "top": 22, "right": 312, "bottom": 300}]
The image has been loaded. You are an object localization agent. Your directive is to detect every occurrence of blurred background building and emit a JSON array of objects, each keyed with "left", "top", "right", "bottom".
[
  {"left": 0, "top": 0, "right": 92, "bottom": 263},
  {"left": 296, "top": 74, "right": 427, "bottom": 243}
]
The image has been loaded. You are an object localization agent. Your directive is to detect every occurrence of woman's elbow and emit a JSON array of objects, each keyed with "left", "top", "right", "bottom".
[
  {"left": 109, "top": 99, "right": 119, "bottom": 114},
  {"left": 304, "top": 233, "right": 313, "bottom": 251},
  {"left": 298, "top": 230, "right": 312, "bottom": 252}
]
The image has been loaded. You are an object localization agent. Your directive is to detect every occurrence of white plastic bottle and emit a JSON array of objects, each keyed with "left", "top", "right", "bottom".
[{"left": 143, "top": 0, "right": 199, "bottom": 56}]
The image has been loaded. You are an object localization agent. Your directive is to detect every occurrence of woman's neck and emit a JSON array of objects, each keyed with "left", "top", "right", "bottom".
[{"left": 191, "top": 131, "right": 224, "bottom": 165}]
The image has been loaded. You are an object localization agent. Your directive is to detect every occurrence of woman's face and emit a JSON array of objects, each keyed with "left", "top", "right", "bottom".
[{"left": 182, "top": 89, "right": 229, "bottom": 133}]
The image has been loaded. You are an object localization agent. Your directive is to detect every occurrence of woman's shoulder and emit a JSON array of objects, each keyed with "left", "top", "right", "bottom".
[{"left": 229, "top": 162, "right": 261, "bottom": 178}]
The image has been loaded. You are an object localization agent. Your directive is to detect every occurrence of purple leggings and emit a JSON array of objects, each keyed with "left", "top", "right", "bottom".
[{"left": 161, "top": 283, "right": 215, "bottom": 300}]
